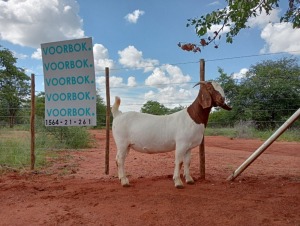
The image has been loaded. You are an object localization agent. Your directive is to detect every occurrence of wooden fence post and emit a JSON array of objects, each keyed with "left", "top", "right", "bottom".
[
  {"left": 105, "top": 67, "right": 110, "bottom": 175},
  {"left": 30, "top": 73, "right": 35, "bottom": 170},
  {"left": 199, "top": 59, "right": 205, "bottom": 179}
]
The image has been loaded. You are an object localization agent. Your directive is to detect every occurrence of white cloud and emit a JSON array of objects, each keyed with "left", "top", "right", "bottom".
[
  {"left": 12, "top": 51, "right": 28, "bottom": 59},
  {"left": 93, "top": 44, "right": 114, "bottom": 74},
  {"left": 207, "top": 1, "right": 220, "bottom": 6},
  {"left": 260, "top": 23, "right": 300, "bottom": 55},
  {"left": 96, "top": 75, "right": 124, "bottom": 88},
  {"left": 118, "top": 45, "right": 159, "bottom": 72},
  {"left": 31, "top": 48, "right": 42, "bottom": 60},
  {"left": 232, "top": 68, "right": 248, "bottom": 79},
  {"left": 144, "top": 86, "right": 192, "bottom": 108},
  {"left": 145, "top": 68, "right": 169, "bottom": 86},
  {"left": 144, "top": 90, "right": 156, "bottom": 100},
  {"left": 207, "top": 8, "right": 280, "bottom": 40},
  {"left": 144, "top": 64, "right": 193, "bottom": 108},
  {"left": 0, "top": 0, "right": 84, "bottom": 48},
  {"left": 247, "top": 8, "right": 280, "bottom": 28},
  {"left": 207, "top": 24, "right": 230, "bottom": 36},
  {"left": 205, "top": 7, "right": 230, "bottom": 36},
  {"left": 95, "top": 76, "right": 105, "bottom": 85},
  {"left": 164, "top": 64, "right": 191, "bottom": 84},
  {"left": 158, "top": 86, "right": 191, "bottom": 101},
  {"left": 243, "top": 8, "right": 300, "bottom": 55},
  {"left": 127, "top": 76, "right": 137, "bottom": 87},
  {"left": 145, "top": 64, "right": 191, "bottom": 87},
  {"left": 96, "top": 75, "right": 137, "bottom": 90},
  {"left": 125, "top": 9, "right": 145, "bottom": 24},
  {"left": 110, "top": 76, "right": 124, "bottom": 87}
]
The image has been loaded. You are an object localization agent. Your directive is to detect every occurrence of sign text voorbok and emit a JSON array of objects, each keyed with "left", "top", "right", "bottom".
[{"left": 41, "top": 37, "right": 97, "bottom": 126}]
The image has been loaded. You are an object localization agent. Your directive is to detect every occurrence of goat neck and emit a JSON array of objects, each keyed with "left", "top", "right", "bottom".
[{"left": 187, "top": 86, "right": 212, "bottom": 127}]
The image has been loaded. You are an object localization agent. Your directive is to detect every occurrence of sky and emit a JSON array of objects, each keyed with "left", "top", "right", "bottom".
[{"left": 1, "top": 0, "right": 300, "bottom": 111}]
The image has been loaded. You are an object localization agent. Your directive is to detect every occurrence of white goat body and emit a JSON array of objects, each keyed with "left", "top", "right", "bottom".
[
  {"left": 112, "top": 107, "right": 205, "bottom": 154},
  {"left": 111, "top": 81, "right": 231, "bottom": 188}
]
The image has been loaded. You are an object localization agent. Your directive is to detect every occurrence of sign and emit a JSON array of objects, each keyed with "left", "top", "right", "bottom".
[{"left": 41, "top": 37, "right": 96, "bottom": 126}]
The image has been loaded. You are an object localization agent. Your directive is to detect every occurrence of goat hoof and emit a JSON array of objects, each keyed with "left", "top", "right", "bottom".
[
  {"left": 185, "top": 175, "right": 195, "bottom": 185},
  {"left": 122, "top": 183, "right": 131, "bottom": 188},
  {"left": 175, "top": 184, "right": 184, "bottom": 189},
  {"left": 186, "top": 180, "right": 195, "bottom": 185},
  {"left": 174, "top": 178, "right": 184, "bottom": 189},
  {"left": 120, "top": 178, "right": 130, "bottom": 187}
]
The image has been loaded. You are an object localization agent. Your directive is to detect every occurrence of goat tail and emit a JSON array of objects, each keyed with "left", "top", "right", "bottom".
[{"left": 111, "top": 96, "right": 122, "bottom": 118}]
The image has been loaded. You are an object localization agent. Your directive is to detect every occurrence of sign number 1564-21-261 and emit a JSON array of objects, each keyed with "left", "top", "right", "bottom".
[{"left": 45, "top": 119, "right": 92, "bottom": 126}]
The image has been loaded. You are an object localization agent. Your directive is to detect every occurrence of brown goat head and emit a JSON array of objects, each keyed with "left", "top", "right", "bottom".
[
  {"left": 194, "top": 81, "right": 232, "bottom": 111},
  {"left": 187, "top": 81, "right": 231, "bottom": 126}
]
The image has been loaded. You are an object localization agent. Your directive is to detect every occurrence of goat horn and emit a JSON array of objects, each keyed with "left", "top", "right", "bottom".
[{"left": 193, "top": 81, "right": 206, "bottom": 88}]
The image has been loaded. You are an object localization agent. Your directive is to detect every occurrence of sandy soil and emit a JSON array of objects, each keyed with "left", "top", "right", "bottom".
[{"left": 0, "top": 129, "right": 299, "bottom": 226}]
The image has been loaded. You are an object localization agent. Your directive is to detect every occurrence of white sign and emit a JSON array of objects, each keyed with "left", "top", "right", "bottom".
[{"left": 41, "top": 37, "right": 96, "bottom": 126}]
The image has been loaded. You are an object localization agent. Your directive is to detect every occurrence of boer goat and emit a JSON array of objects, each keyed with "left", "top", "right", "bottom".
[{"left": 111, "top": 81, "right": 231, "bottom": 188}]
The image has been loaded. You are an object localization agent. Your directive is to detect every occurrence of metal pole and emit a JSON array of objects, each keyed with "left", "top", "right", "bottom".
[
  {"left": 227, "top": 108, "right": 300, "bottom": 181},
  {"left": 199, "top": 59, "right": 205, "bottom": 179},
  {"left": 105, "top": 67, "right": 110, "bottom": 175}
]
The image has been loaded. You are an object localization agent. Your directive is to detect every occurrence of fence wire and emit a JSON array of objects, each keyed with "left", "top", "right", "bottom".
[{"left": 1, "top": 63, "right": 299, "bottom": 170}]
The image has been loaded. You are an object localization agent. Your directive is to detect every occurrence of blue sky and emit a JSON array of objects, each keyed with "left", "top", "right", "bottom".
[{"left": 1, "top": 0, "right": 300, "bottom": 111}]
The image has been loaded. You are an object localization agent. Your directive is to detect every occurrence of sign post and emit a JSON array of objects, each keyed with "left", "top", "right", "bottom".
[{"left": 41, "top": 37, "right": 96, "bottom": 126}]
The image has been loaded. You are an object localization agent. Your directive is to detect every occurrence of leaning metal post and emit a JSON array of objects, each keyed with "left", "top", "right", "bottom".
[{"left": 227, "top": 108, "right": 300, "bottom": 181}]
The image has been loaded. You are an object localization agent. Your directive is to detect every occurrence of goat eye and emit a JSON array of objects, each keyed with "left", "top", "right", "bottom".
[{"left": 216, "top": 95, "right": 223, "bottom": 102}]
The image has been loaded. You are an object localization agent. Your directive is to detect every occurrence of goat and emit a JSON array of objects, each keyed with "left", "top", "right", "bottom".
[{"left": 111, "top": 81, "right": 232, "bottom": 188}]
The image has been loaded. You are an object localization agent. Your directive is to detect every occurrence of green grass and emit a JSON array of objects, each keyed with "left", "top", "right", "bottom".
[
  {"left": 1, "top": 123, "right": 298, "bottom": 171},
  {"left": 252, "top": 129, "right": 300, "bottom": 142},
  {"left": 0, "top": 125, "right": 92, "bottom": 171},
  {"left": 205, "top": 126, "right": 300, "bottom": 142},
  {"left": 205, "top": 127, "right": 237, "bottom": 138},
  {"left": 0, "top": 131, "right": 47, "bottom": 169}
]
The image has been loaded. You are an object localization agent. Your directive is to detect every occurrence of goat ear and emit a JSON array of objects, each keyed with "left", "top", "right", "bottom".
[{"left": 199, "top": 86, "right": 212, "bottom": 109}]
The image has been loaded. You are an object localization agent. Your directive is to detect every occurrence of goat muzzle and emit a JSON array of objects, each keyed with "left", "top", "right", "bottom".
[{"left": 220, "top": 103, "right": 232, "bottom": 111}]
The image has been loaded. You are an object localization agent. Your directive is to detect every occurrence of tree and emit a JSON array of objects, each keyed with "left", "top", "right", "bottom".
[
  {"left": 35, "top": 92, "right": 45, "bottom": 118},
  {"left": 210, "top": 57, "right": 300, "bottom": 129},
  {"left": 215, "top": 67, "right": 240, "bottom": 104},
  {"left": 0, "top": 46, "right": 30, "bottom": 127},
  {"left": 141, "top": 100, "right": 170, "bottom": 115},
  {"left": 238, "top": 57, "right": 300, "bottom": 128},
  {"left": 168, "top": 105, "right": 185, "bottom": 114},
  {"left": 96, "top": 92, "right": 107, "bottom": 127},
  {"left": 179, "top": 0, "right": 300, "bottom": 52}
]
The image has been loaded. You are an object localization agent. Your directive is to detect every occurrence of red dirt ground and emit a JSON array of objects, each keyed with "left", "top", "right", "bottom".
[{"left": 0, "top": 129, "right": 299, "bottom": 226}]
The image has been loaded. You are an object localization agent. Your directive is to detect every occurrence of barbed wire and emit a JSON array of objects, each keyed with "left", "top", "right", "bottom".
[
  {"left": 0, "top": 118, "right": 296, "bottom": 128},
  {"left": 0, "top": 101, "right": 299, "bottom": 111},
  {"left": 2, "top": 51, "right": 299, "bottom": 168},
  {"left": 206, "top": 50, "right": 300, "bottom": 62},
  {"left": 27, "top": 50, "right": 300, "bottom": 77},
  {"left": 1, "top": 74, "right": 299, "bottom": 95},
  {"left": 1, "top": 107, "right": 299, "bottom": 116}
]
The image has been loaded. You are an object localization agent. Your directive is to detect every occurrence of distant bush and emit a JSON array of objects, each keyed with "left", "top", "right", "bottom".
[
  {"left": 36, "top": 117, "right": 92, "bottom": 149},
  {"left": 206, "top": 121, "right": 300, "bottom": 142},
  {"left": 234, "top": 121, "right": 255, "bottom": 139}
]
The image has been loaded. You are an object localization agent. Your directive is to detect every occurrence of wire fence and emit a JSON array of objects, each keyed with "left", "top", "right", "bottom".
[{"left": 1, "top": 56, "right": 300, "bottom": 171}]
